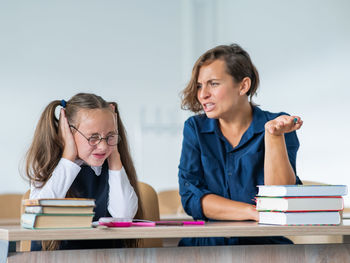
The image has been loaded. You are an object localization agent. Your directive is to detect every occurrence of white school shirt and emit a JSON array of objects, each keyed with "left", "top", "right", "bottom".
[{"left": 30, "top": 158, "right": 138, "bottom": 219}]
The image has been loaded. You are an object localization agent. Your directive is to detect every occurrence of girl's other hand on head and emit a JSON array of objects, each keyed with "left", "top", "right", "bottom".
[
  {"left": 59, "top": 108, "right": 78, "bottom": 162},
  {"left": 107, "top": 107, "right": 122, "bottom": 170},
  {"left": 265, "top": 115, "right": 303, "bottom": 136},
  {"left": 107, "top": 145, "right": 122, "bottom": 171}
]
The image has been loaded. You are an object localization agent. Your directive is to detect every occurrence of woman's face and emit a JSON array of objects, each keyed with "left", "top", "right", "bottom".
[
  {"left": 196, "top": 59, "right": 242, "bottom": 120},
  {"left": 73, "top": 108, "right": 117, "bottom": 167}
]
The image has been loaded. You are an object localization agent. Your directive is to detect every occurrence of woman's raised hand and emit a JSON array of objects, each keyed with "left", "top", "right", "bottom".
[
  {"left": 59, "top": 108, "right": 78, "bottom": 161},
  {"left": 265, "top": 115, "right": 303, "bottom": 136}
]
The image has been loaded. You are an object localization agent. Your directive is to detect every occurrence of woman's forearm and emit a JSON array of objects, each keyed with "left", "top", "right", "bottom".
[
  {"left": 264, "top": 133, "right": 296, "bottom": 185},
  {"left": 201, "top": 194, "right": 258, "bottom": 221}
]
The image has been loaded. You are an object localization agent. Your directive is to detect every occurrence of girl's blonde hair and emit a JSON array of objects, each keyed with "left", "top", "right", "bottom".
[{"left": 25, "top": 93, "right": 143, "bottom": 250}]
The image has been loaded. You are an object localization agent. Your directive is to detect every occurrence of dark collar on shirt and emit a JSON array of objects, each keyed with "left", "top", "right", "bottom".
[{"left": 199, "top": 106, "right": 267, "bottom": 135}]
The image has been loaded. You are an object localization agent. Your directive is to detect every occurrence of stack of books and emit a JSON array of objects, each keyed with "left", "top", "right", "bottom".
[
  {"left": 21, "top": 198, "right": 95, "bottom": 229},
  {"left": 256, "top": 185, "right": 348, "bottom": 225}
]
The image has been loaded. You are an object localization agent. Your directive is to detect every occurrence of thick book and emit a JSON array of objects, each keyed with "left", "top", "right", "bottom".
[
  {"left": 259, "top": 211, "right": 341, "bottom": 225},
  {"left": 22, "top": 198, "right": 95, "bottom": 207},
  {"left": 25, "top": 206, "right": 94, "bottom": 214},
  {"left": 256, "top": 196, "right": 343, "bottom": 212},
  {"left": 21, "top": 213, "right": 94, "bottom": 229},
  {"left": 257, "top": 185, "right": 348, "bottom": 197}
]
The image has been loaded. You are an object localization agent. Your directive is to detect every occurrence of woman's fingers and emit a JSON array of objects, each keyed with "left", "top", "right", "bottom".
[{"left": 266, "top": 115, "right": 303, "bottom": 135}]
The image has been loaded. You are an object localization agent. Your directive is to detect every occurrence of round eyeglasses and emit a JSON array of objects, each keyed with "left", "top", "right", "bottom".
[{"left": 69, "top": 125, "right": 120, "bottom": 146}]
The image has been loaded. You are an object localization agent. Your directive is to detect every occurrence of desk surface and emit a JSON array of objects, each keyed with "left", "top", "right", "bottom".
[
  {"left": 2, "top": 220, "right": 350, "bottom": 242},
  {"left": 0, "top": 219, "right": 19, "bottom": 226}
]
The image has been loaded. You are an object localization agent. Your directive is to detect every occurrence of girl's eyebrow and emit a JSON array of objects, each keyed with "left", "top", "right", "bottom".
[{"left": 90, "top": 131, "right": 118, "bottom": 136}]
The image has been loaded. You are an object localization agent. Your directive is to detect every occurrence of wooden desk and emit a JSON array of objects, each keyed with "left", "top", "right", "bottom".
[
  {"left": 2, "top": 220, "right": 350, "bottom": 263},
  {"left": 0, "top": 219, "right": 19, "bottom": 226}
]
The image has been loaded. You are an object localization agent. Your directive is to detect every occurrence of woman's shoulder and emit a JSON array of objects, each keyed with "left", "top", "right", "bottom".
[
  {"left": 255, "top": 106, "right": 291, "bottom": 121},
  {"left": 185, "top": 113, "right": 209, "bottom": 126},
  {"left": 183, "top": 114, "right": 216, "bottom": 134}
]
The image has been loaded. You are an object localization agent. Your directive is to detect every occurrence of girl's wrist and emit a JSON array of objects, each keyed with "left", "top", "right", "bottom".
[
  {"left": 62, "top": 151, "right": 76, "bottom": 162},
  {"left": 108, "top": 152, "right": 123, "bottom": 171}
]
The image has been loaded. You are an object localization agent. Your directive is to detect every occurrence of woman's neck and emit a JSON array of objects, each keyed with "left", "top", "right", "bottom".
[
  {"left": 219, "top": 102, "right": 253, "bottom": 131},
  {"left": 218, "top": 102, "right": 253, "bottom": 147}
]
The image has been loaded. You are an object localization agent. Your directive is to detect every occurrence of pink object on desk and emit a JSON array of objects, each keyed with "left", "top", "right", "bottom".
[
  {"left": 182, "top": 221, "right": 205, "bottom": 225},
  {"left": 99, "top": 221, "right": 132, "bottom": 227},
  {"left": 154, "top": 220, "right": 205, "bottom": 226},
  {"left": 131, "top": 222, "right": 156, "bottom": 227},
  {"left": 97, "top": 217, "right": 205, "bottom": 227},
  {"left": 98, "top": 218, "right": 156, "bottom": 227}
]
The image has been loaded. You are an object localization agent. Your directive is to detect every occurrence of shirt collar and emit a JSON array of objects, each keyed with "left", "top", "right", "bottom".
[
  {"left": 74, "top": 159, "right": 102, "bottom": 176},
  {"left": 250, "top": 106, "right": 268, "bottom": 134},
  {"left": 199, "top": 114, "right": 217, "bottom": 133},
  {"left": 199, "top": 106, "right": 267, "bottom": 135}
]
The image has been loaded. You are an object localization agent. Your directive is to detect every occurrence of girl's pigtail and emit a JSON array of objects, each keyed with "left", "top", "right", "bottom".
[{"left": 26, "top": 100, "right": 63, "bottom": 185}]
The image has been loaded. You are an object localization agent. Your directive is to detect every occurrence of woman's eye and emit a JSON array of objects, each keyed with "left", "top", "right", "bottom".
[
  {"left": 196, "top": 84, "right": 202, "bottom": 89},
  {"left": 211, "top": 82, "right": 219, "bottom": 87}
]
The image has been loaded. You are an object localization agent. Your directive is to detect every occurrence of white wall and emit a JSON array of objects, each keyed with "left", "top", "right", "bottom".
[
  {"left": 0, "top": 0, "right": 185, "bottom": 193},
  {"left": 1, "top": 0, "right": 349, "bottom": 204}
]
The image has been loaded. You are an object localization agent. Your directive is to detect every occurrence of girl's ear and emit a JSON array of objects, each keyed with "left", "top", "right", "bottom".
[{"left": 239, "top": 77, "right": 251, "bottom": 96}]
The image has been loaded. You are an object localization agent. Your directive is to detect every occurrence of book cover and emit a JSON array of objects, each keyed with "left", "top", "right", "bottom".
[
  {"left": 25, "top": 206, "right": 94, "bottom": 214},
  {"left": 257, "top": 185, "right": 348, "bottom": 197},
  {"left": 259, "top": 211, "right": 341, "bottom": 225},
  {"left": 256, "top": 196, "right": 343, "bottom": 212},
  {"left": 22, "top": 198, "right": 96, "bottom": 207},
  {"left": 21, "top": 213, "right": 94, "bottom": 229}
]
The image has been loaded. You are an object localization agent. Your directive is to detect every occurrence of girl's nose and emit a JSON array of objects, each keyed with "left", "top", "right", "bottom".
[{"left": 97, "top": 139, "right": 109, "bottom": 150}]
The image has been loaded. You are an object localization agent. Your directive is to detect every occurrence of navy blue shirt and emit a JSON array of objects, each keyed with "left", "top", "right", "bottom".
[{"left": 178, "top": 106, "right": 301, "bottom": 246}]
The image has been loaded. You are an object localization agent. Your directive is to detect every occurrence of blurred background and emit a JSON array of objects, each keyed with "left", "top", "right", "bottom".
[{"left": 1, "top": 0, "right": 349, "bottom": 205}]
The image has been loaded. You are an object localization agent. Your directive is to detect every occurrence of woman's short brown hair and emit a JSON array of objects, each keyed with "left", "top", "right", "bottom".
[{"left": 181, "top": 43, "right": 260, "bottom": 113}]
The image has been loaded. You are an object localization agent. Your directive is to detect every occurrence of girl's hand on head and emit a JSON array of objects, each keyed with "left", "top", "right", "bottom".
[
  {"left": 108, "top": 145, "right": 122, "bottom": 171},
  {"left": 265, "top": 115, "right": 303, "bottom": 136},
  {"left": 108, "top": 104, "right": 123, "bottom": 170},
  {"left": 59, "top": 108, "right": 78, "bottom": 162}
]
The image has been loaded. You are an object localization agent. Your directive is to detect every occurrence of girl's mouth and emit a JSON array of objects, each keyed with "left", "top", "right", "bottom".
[{"left": 92, "top": 153, "right": 106, "bottom": 159}]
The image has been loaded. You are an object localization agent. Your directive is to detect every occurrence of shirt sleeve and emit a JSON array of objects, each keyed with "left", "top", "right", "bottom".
[
  {"left": 178, "top": 119, "right": 211, "bottom": 220},
  {"left": 30, "top": 158, "right": 81, "bottom": 199},
  {"left": 107, "top": 167, "right": 138, "bottom": 219}
]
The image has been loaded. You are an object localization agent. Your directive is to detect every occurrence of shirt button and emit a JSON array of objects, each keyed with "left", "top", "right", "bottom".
[
  {"left": 228, "top": 172, "right": 232, "bottom": 176},
  {"left": 185, "top": 182, "right": 189, "bottom": 186}
]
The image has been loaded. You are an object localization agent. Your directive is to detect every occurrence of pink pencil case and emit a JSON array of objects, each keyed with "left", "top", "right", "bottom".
[{"left": 98, "top": 218, "right": 155, "bottom": 227}]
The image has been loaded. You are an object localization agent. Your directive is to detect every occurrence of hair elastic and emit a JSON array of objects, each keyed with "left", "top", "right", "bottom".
[{"left": 60, "top": 99, "right": 67, "bottom": 108}]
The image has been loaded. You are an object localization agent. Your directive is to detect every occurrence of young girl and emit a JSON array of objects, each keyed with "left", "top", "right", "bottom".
[
  {"left": 26, "top": 93, "right": 142, "bottom": 250},
  {"left": 178, "top": 44, "right": 303, "bottom": 246}
]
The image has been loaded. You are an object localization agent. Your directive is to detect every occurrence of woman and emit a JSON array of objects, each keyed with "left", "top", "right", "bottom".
[{"left": 178, "top": 44, "right": 303, "bottom": 246}]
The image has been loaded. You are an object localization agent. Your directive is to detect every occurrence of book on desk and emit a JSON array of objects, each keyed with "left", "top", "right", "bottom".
[
  {"left": 21, "top": 198, "right": 95, "bottom": 229},
  {"left": 257, "top": 184, "right": 348, "bottom": 197},
  {"left": 257, "top": 185, "right": 347, "bottom": 225}
]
